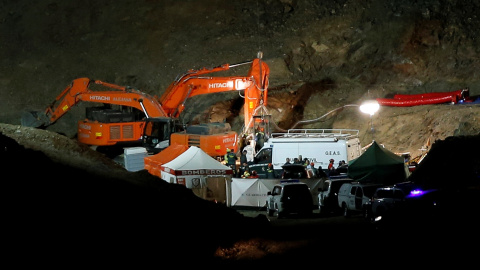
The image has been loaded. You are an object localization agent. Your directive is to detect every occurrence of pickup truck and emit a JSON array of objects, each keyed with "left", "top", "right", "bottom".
[{"left": 337, "top": 182, "right": 383, "bottom": 217}]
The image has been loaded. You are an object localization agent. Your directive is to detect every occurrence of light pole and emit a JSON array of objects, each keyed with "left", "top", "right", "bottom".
[
  {"left": 287, "top": 100, "right": 380, "bottom": 141},
  {"left": 359, "top": 100, "right": 380, "bottom": 141}
]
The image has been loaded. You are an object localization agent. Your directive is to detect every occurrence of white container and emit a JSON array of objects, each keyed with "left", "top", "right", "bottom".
[{"left": 124, "top": 147, "right": 147, "bottom": 172}]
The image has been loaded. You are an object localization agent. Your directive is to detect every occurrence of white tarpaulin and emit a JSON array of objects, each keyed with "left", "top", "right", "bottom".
[
  {"left": 231, "top": 178, "right": 280, "bottom": 207},
  {"left": 231, "top": 178, "right": 323, "bottom": 207}
]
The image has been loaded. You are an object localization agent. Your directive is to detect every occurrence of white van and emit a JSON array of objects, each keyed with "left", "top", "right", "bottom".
[{"left": 249, "top": 129, "right": 362, "bottom": 178}]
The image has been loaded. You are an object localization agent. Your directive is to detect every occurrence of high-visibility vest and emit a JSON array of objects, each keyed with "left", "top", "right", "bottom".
[{"left": 226, "top": 152, "right": 237, "bottom": 165}]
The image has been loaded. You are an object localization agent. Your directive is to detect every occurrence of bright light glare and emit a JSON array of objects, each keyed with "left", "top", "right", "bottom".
[{"left": 359, "top": 100, "right": 380, "bottom": 116}]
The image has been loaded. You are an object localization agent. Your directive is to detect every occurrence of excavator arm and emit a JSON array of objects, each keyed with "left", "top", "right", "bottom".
[
  {"left": 21, "top": 77, "right": 168, "bottom": 127},
  {"left": 243, "top": 57, "right": 269, "bottom": 130},
  {"left": 158, "top": 57, "right": 270, "bottom": 129}
]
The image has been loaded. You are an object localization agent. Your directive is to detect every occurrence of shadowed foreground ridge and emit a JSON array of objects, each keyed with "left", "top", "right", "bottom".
[
  {"left": 2, "top": 129, "right": 480, "bottom": 266},
  {"left": 0, "top": 133, "right": 270, "bottom": 265}
]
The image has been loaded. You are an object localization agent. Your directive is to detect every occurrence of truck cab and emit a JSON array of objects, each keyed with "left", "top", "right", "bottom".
[{"left": 249, "top": 148, "right": 273, "bottom": 178}]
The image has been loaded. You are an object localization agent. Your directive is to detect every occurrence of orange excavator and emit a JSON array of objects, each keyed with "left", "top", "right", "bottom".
[{"left": 21, "top": 53, "right": 270, "bottom": 159}]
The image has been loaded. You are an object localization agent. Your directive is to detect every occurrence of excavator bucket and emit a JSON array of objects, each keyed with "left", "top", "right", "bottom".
[{"left": 21, "top": 111, "right": 49, "bottom": 128}]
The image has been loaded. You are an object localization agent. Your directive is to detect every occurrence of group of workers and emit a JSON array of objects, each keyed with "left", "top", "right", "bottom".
[
  {"left": 225, "top": 145, "right": 349, "bottom": 179},
  {"left": 224, "top": 147, "right": 260, "bottom": 178},
  {"left": 327, "top": 158, "right": 348, "bottom": 176},
  {"left": 283, "top": 155, "right": 328, "bottom": 179},
  {"left": 224, "top": 127, "right": 267, "bottom": 178}
]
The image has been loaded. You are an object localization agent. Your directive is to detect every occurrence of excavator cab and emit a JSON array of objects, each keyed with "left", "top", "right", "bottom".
[{"left": 142, "top": 118, "right": 180, "bottom": 154}]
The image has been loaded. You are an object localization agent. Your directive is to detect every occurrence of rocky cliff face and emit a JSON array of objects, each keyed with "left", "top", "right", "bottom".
[{"left": 1, "top": 0, "right": 479, "bottom": 158}]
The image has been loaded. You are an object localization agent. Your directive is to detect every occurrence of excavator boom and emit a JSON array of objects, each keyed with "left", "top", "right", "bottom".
[
  {"left": 243, "top": 57, "right": 269, "bottom": 131},
  {"left": 159, "top": 58, "right": 270, "bottom": 130},
  {"left": 21, "top": 78, "right": 167, "bottom": 128}
]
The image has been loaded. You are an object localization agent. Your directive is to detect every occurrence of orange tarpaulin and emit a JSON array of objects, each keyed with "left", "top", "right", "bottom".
[{"left": 144, "top": 144, "right": 189, "bottom": 178}]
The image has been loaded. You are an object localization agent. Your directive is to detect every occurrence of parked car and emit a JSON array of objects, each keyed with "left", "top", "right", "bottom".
[
  {"left": 369, "top": 181, "right": 419, "bottom": 222},
  {"left": 266, "top": 181, "right": 314, "bottom": 218},
  {"left": 337, "top": 182, "right": 383, "bottom": 217},
  {"left": 369, "top": 181, "right": 442, "bottom": 228},
  {"left": 317, "top": 178, "right": 354, "bottom": 215}
]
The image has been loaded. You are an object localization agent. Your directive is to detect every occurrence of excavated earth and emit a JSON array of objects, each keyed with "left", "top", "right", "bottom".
[{"left": 1, "top": 0, "right": 480, "bottom": 266}]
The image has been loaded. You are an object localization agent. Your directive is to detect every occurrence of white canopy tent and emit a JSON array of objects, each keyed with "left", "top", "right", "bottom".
[{"left": 161, "top": 146, "right": 234, "bottom": 205}]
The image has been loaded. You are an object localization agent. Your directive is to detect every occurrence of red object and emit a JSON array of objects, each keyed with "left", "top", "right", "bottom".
[
  {"left": 377, "top": 89, "right": 466, "bottom": 107},
  {"left": 377, "top": 95, "right": 455, "bottom": 106}
]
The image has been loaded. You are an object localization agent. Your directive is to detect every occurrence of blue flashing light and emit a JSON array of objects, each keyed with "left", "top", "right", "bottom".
[
  {"left": 408, "top": 189, "right": 425, "bottom": 197},
  {"left": 406, "top": 188, "right": 437, "bottom": 198}
]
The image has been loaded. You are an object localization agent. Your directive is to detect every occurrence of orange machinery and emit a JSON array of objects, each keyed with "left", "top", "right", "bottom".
[{"left": 22, "top": 54, "right": 270, "bottom": 159}]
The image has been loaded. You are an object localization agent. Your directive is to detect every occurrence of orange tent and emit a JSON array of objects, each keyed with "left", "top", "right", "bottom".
[{"left": 144, "top": 144, "right": 189, "bottom": 178}]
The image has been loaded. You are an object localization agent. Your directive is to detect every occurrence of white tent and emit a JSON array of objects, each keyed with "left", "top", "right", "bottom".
[
  {"left": 161, "top": 146, "right": 234, "bottom": 205},
  {"left": 231, "top": 178, "right": 324, "bottom": 208},
  {"left": 231, "top": 178, "right": 280, "bottom": 207}
]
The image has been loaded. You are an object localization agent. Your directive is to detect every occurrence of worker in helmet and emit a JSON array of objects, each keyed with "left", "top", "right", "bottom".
[
  {"left": 224, "top": 148, "right": 230, "bottom": 163},
  {"left": 328, "top": 159, "right": 335, "bottom": 170},
  {"left": 307, "top": 162, "right": 318, "bottom": 178},
  {"left": 328, "top": 158, "right": 337, "bottom": 176},
  {"left": 224, "top": 148, "right": 238, "bottom": 176},
  {"left": 241, "top": 167, "right": 251, "bottom": 178},
  {"left": 266, "top": 163, "right": 275, "bottom": 179},
  {"left": 255, "top": 127, "right": 265, "bottom": 151}
]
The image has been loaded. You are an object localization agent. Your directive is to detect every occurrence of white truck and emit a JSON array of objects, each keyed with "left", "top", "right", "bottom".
[
  {"left": 337, "top": 182, "right": 384, "bottom": 217},
  {"left": 249, "top": 129, "right": 362, "bottom": 178}
]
